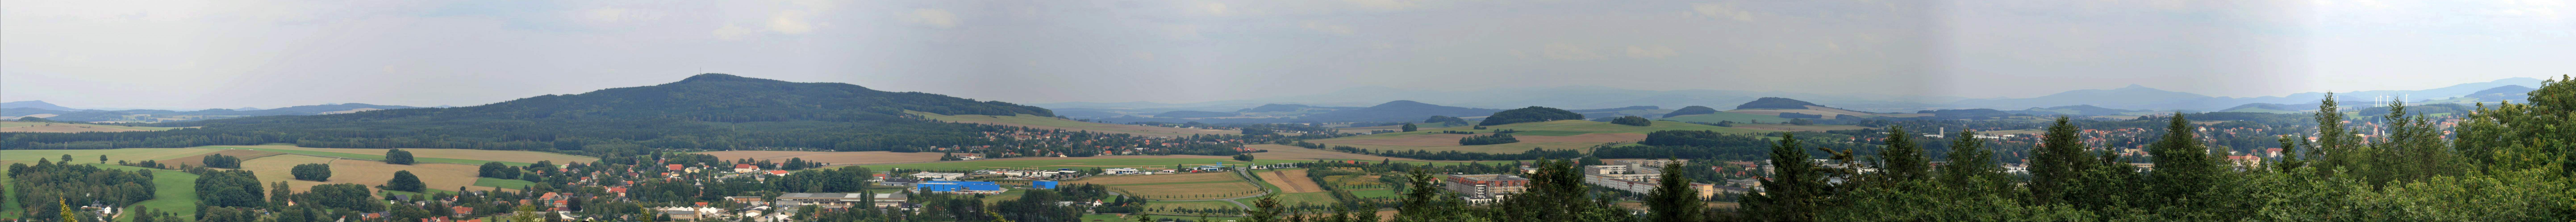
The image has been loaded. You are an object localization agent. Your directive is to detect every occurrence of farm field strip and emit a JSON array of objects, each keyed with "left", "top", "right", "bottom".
[
  {"left": 240, "top": 155, "right": 490, "bottom": 193},
  {"left": 1262, "top": 170, "right": 1326, "bottom": 193},
  {"left": 201, "top": 145, "right": 594, "bottom": 166}
]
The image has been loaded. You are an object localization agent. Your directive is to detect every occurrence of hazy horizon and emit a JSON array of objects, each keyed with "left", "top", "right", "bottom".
[{"left": 6, "top": 0, "right": 2570, "bottom": 109}]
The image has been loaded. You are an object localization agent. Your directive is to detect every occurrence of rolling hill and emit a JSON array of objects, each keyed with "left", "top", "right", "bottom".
[
  {"left": 1719, "top": 98, "right": 1924, "bottom": 119},
  {"left": 9, "top": 73, "right": 1063, "bottom": 151},
  {"left": 1298, "top": 100, "right": 1503, "bottom": 122},
  {"left": 912, "top": 111, "right": 1237, "bottom": 136}
]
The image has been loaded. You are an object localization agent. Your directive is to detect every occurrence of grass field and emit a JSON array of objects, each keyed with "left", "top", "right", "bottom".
[
  {"left": 909, "top": 111, "right": 1238, "bottom": 137},
  {"left": 1727, "top": 124, "right": 1873, "bottom": 132},
  {"left": 1264, "top": 192, "right": 1338, "bottom": 207},
  {"left": 89, "top": 164, "right": 201, "bottom": 221},
  {"left": 474, "top": 178, "right": 539, "bottom": 190},
  {"left": 202, "top": 145, "right": 594, "bottom": 166},
  {"left": 1656, "top": 112, "right": 1791, "bottom": 123},
  {"left": 857, "top": 157, "right": 1302, "bottom": 171},
  {"left": 1145, "top": 200, "right": 1243, "bottom": 214},
  {"left": 0, "top": 149, "right": 222, "bottom": 166},
  {"left": 1078, "top": 173, "right": 1265, "bottom": 200},
  {"left": 163, "top": 149, "right": 288, "bottom": 168},
  {"left": 0, "top": 121, "right": 186, "bottom": 133},
  {"left": 1309, "top": 120, "right": 1775, "bottom": 153},
  {"left": 1347, "top": 189, "right": 1400, "bottom": 199},
  {"left": 240, "top": 155, "right": 492, "bottom": 193},
  {"left": 696, "top": 151, "right": 945, "bottom": 165}
]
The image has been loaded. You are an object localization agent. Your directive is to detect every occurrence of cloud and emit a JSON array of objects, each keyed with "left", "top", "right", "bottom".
[
  {"left": 906, "top": 9, "right": 959, "bottom": 28},
  {"left": 1199, "top": 2, "right": 1230, "bottom": 15},
  {"left": 1625, "top": 45, "right": 1677, "bottom": 59},
  {"left": 1541, "top": 44, "right": 1606, "bottom": 60},
  {"left": 1301, "top": 21, "right": 1355, "bottom": 36},
  {"left": 769, "top": 10, "right": 818, "bottom": 34},
  {"left": 1692, "top": 2, "right": 1754, "bottom": 21}
]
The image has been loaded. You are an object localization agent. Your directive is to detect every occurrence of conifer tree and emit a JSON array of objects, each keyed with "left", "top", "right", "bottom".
[
  {"left": 1646, "top": 163, "right": 1702, "bottom": 222},
  {"left": 2027, "top": 116, "right": 2085, "bottom": 205},
  {"left": 1938, "top": 129, "right": 2003, "bottom": 194},
  {"left": 1745, "top": 134, "right": 1817, "bottom": 221},
  {"left": 1879, "top": 126, "right": 1927, "bottom": 181}
]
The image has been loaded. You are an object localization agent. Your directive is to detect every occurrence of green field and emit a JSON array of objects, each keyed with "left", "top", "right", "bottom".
[
  {"left": 0, "top": 121, "right": 185, "bottom": 131},
  {"left": 201, "top": 146, "right": 548, "bottom": 166},
  {"left": 909, "top": 111, "right": 1235, "bottom": 136},
  {"left": 858, "top": 157, "right": 1303, "bottom": 171},
  {"left": 1265, "top": 192, "right": 1338, "bottom": 207},
  {"left": 0, "top": 149, "right": 222, "bottom": 165},
  {"left": 1656, "top": 112, "right": 1792, "bottom": 124},
  {"left": 1146, "top": 200, "right": 1242, "bottom": 213},
  {"left": 90, "top": 164, "right": 201, "bottom": 221},
  {"left": 474, "top": 178, "right": 539, "bottom": 190},
  {"left": 1347, "top": 189, "right": 1400, "bottom": 199}
]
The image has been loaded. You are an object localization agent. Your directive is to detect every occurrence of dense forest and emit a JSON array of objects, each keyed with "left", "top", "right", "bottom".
[
  {"left": 1608, "top": 116, "right": 1652, "bottom": 126},
  {"left": 1661, "top": 106, "right": 1718, "bottom": 117},
  {"left": 7, "top": 160, "right": 158, "bottom": 221},
  {"left": 1478, "top": 107, "right": 1584, "bottom": 126}
]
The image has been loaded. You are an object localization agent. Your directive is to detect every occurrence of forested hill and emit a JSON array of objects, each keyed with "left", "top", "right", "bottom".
[{"left": 7, "top": 73, "right": 1057, "bottom": 152}]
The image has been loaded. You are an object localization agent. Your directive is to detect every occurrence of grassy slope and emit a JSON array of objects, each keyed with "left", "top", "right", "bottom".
[
  {"left": 1309, "top": 120, "right": 1777, "bottom": 153},
  {"left": 1655, "top": 113, "right": 1791, "bottom": 124},
  {"left": 0, "top": 122, "right": 184, "bottom": 131},
  {"left": 89, "top": 164, "right": 200, "bottom": 221},
  {"left": 202, "top": 146, "right": 549, "bottom": 166}
]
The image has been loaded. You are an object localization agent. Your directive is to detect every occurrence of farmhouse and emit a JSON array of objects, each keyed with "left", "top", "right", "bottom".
[
  {"left": 733, "top": 164, "right": 760, "bottom": 173},
  {"left": 877, "top": 177, "right": 922, "bottom": 186}
]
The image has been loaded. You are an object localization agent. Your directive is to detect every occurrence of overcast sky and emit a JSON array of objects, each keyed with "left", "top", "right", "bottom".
[{"left": 4, "top": 0, "right": 2569, "bottom": 109}]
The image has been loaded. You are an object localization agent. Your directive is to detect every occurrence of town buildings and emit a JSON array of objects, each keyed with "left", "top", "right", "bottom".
[{"left": 1441, "top": 174, "right": 1530, "bottom": 204}]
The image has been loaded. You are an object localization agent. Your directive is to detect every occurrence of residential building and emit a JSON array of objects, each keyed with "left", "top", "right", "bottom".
[
  {"left": 773, "top": 193, "right": 908, "bottom": 209},
  {"left": 1441, "top": 174, "right": 1530, "bottom": 204},
  {"left": 910, "top": 172, "right": 966, "bottom": 180}
]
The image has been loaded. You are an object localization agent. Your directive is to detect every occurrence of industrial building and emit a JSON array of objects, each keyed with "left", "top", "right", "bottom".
[{"left": 915, "top": 180, "right": 1005, "bottom": 194}]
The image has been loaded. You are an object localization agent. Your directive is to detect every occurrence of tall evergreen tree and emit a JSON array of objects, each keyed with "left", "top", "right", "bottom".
[
  {"left": 1745, "top": 134, "right": 1818, "bottom": 221},
  {"left": 1646, "top": 163, "right": 1702, "bottom": 222},
  {"left": 2027, "top": 116, "right": 2085, "bottom": 205},
  {"left": 1879, "top": 126, "right": 1927, "bottom": 181},
  {"left": 1938, "top": 129, "right": 2004, "bottom": 194},
  {"left": 2143, "top": 113, "right": 2218, "bottom": 211}
]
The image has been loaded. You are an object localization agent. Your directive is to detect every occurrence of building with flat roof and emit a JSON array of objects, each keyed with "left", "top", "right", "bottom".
[
  {"left": 916, "top": 180, "right": 1005, "bottom": 194},
  {"left": 773, "top": 193, "right": 908, "bottom": 209},
  {"left": 910, "top": 172, "right": 966, "bottom": 180},
  {"left": 1441, "top": 174, "right": 1529, "bottom": 204}
]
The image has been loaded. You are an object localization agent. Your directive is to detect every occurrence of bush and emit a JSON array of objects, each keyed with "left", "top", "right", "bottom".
[
  {"left": 1458, "top": 134, "right": 1521, "bottom": 145},
  {"left": 383, "top": 149, "right": 415, "bottom": 165},
  {"left": 290, "top": 163, "right": 332, "bottom": 181},
  {"left": 1610, "top": 116, "right": 1653, "bottom": 126}
]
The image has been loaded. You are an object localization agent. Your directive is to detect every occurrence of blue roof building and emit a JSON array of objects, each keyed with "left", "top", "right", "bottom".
[
  {"left": 1033, "top": 180, "right": 1059, "bottom": 189},
  {"left": 916, "top": 180, "right": 1005, "bottom": 194}
]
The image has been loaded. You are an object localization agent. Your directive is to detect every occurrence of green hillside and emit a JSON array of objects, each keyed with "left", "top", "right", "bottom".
[
  {"left": 1310, "top": 120, "right": 1776, "bottom": 153},
  {"left": 1656, "top": 112, "right": 1791, "bottom": 123}
]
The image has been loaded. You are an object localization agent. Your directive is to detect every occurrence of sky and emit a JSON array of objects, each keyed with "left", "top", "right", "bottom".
[{"left": 3, "top": 0, "right": 2569, "bottom": 110}]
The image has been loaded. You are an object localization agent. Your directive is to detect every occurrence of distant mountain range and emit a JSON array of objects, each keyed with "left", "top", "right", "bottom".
[
  {"left": 2, "top": 102, "right": 430, "bottom": 123},
  {"left": 1035, "top": 77, "right": 2550, "bottom": 115}
]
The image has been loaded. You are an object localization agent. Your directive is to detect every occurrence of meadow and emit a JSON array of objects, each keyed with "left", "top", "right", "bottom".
[
  {"left": 90, "top": 164, "right": 202, "bottom": 221},
  {"left": 201, "top": 145, "right": 596, "bottom": 166},
  {"left": 239, "top": 155, "right": 493, "bottom": 193},
  {"left": 1076, "top": 173, "right": 1265, "bottom": 200}
]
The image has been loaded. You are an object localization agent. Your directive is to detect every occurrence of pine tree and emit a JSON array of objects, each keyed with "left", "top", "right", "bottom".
[
  {"left": 1938, "top": 129, "right": 2004, "bottom": 194},
  {"left": 1248, "top": 195, "right": 1283, "bottom": 222},
  {"left": 2027, "top": 116, "right": 2086, "bottom": 205},
  {"left": 2144, "top": 113, "right": 2217, "bottom": 209},
  {"left": 1880, "top": 126, "right": 1928, "bottom": 181},
  {"left": 1646, "top": 163, "right": 1702, "bottom": 222},
  {"left": 1746, "top": 134, "right": 1817, "bottom": 221}
]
